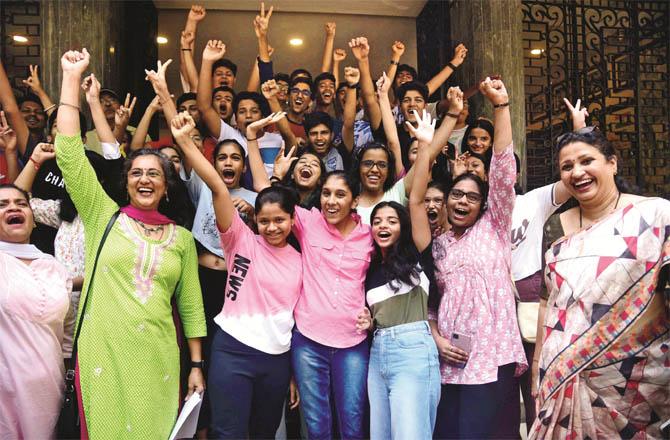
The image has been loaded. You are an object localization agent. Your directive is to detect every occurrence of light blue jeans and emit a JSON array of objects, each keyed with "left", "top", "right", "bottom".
[{"left": 368, "top": 321, "right": 441, "bottom": 440}]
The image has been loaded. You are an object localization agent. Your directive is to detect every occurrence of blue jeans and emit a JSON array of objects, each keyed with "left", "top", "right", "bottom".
[
  {"left": 291, "top": 329, "right": 369, "bottom": 439},
  {"left": 368, "top": 321, "right": 440, "bottom": 440}
]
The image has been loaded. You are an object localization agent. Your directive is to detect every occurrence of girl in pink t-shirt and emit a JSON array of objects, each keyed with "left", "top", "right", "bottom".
[{"left": 172, "top": 112, "right": 301, "bottom": 439}]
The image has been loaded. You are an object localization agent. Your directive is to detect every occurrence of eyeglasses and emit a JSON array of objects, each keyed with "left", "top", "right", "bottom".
[
  {"left": 129, "top": 168, "right": 163, "bottom": 180},
  {"left": 360, "top": 160, "right": 388, "bottom": 170},
  {"left": 556, "top": 125, "right": 598, "bottom": 146},
  {"left": 449, "top": 188, "right": 482, "bottom": 203},
  {"left": 290, "top": 88, "right": 312, "bottom": 98}
]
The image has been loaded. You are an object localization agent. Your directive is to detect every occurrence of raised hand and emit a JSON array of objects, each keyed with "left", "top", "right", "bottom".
[
  {"left": 376, "top": 71, "right": 391, "bottom": 97},
  {"left": 446, "top": 86, "right": 464, "bottom": 115},
  {"left": 30, "top": 142, "right": 56, "bottom": 165},
  {"left": 267, "top": 45, "right": 275, "bottom": 57},
  {"left": 145, "top": 59, "right": 173, "bottom": 96},
  {"left": 450, "top": 43, "right": 468, "bottom": 67},
  {"left": 22, "top": 65, "right": 44, "bottom": 94},
  {"left": 343, "top": 66, "right": 360, "bottom": 86},
  {"left": 246, "top": 111, "right": 286, "bottom": 138},
  {"left": 231, "top": 197, "right": 254, "bottom": 217},
  {"left": 355, "top": 307, "right": 372, "bottom": 333},
  {"left": 479, "top": 76, "right": 508, "bottom": 106},
  {"left": 0, "top": 111, "right": 17, "bottom": 153},
  {"left": 170, "top": 111, "right": 196, "bottom": 142},
  {"left": 254, "top": 2, "right": 273, "bottom": 38},
  {"left": 148, "top": 95, "right": 163, "bottom": 112},
  {"left": 451, "top": 152, "right": 469, "bottom": 177},
  {"left": 563, "top": 98, "right": 588, "bottom": 130},
  {"left": 115, "top": 93, "right": 137, "bottom": 129},
  {"left": 61, "top": 49, "right": 90, "bottom": 75},
  {"left": 349, "top": 37, "right": 370, "bottom": 61},
  {"left": 391, "top": 41, "right": 405, "bottom": 58},
  {"left": 81, "top": 73, "right": 102, "bottom": 103},
  {"left": 188, "top": 5, "right": 206, "bottom": 22},
  {"left": 405, "top": 110, "right": 436, "bottom": 145},
  {"left": 261, "top": 79, "right": 279, "bottom": 100},
  {"left": 272, "top": 145, "right": 298, "bottom": 180},
  {"left": 202, "top": 40, "right": 226, "bottom": 62},
  {"left": 333, "top": 48, "right": 347, "bottom": 63},
  {"left": 180, "top": 30, "right": 195, "bottom": 49},
  {"left": 325, "top": 22, "right": 336, "bottom": 37}
]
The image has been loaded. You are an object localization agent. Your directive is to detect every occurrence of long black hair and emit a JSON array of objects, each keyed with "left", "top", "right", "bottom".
[
  {"left": 369, "top": 201, "right": 421, "bottom": 292},
  {"left": 122, "top": 149, "right": 194, "bottom": 228},
  {"left": 461, "top": 118, "right": 494, "bottom": 155},
  {"left": 281, "top": 147, "right": 327, "bottom": 209}
]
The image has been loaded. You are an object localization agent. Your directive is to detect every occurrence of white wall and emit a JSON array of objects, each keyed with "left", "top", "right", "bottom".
[{"left": 158, "top": 8, "right": 417, "bottom": 93}]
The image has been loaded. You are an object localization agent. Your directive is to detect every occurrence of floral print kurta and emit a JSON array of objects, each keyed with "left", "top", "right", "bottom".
[{"left": 429, "top": 143, "right": 527, "bottom": 384}]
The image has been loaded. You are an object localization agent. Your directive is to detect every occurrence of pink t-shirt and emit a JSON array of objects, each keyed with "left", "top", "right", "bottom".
[
  {"left": 292, "top": 206, "right": 374, "bottom": 348},
  {"left": 214, "top": 212, "right": 302, "bottom": 354}
]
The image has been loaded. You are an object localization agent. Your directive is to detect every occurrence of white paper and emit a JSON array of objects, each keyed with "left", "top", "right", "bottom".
[{"left": 168, "top": 391, "right": 203, "bottom": 440}]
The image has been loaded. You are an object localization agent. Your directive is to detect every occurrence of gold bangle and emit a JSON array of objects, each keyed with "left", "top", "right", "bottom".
[{"left": 59, "top": 101, "right": 80, "bottom": 111}]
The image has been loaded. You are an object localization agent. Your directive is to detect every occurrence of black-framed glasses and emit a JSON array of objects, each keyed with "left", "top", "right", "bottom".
[
  {"left": 361, "top": 160, "right": 388, "bottom": 170},
  {"left": 290, "top": 88, "right": 312, "bottom": 98},
  {"left": 556, "top": 126, "right": 598, "bottom": 146},
  {"left": 449, "top": 188, "right": 482, "bottom": 203}
]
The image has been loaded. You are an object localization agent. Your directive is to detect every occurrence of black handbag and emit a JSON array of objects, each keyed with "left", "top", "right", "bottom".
[{"left": 57, "top": 210, "right": 120, "bottom": 439}]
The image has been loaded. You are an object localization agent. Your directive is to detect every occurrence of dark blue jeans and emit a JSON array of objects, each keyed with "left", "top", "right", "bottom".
[
  {"left": 208, "top": 328, "right": 290, "bottom": 439},
  {"left": 291, "top": 329, "right": 369, "bottom": 440}
]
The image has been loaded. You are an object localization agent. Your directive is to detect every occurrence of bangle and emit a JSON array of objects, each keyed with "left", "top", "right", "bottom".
[
  {"left": 246, "top": 137, "right": 257, "bottom": 142},
  {"left": 59, "top": 101, "right": 80, "bottom": 111},
  {"left": 445, "top": 112, "right": 460, "bottom": 119},
  {"left": 44, "top": 104, "right": 57, "bottom": 113},
  {"left": 29, "top": 157, "right": 41, "bottom": 171},
  {"left": 390, "top": 60, "right": 399, "bottom": 66},
  {"left": 181, "top": 48, "right": 192, "bottom": 52},
  {"left": 493, "top": 102, "right": 510, "bottom": 108},
  {"left": 447, "top": 61, "right": 459, "bottom": 70}
]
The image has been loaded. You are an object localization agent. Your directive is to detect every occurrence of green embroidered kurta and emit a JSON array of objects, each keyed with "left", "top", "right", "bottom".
[{"left": 56, "top": 133, "right": 206, "bottom": 439}]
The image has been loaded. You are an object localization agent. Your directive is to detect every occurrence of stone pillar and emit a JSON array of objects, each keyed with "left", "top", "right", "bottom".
[
  {"left": 448, "top": 0, "right": 527, "bottom": 186},
  {"left": 40, "top": 0, "right": 123, "bottom": 102}
]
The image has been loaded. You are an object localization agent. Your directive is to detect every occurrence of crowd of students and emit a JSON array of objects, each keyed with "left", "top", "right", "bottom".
[{"left": 0, "top": 3, "right": 668, "bottom": 440}]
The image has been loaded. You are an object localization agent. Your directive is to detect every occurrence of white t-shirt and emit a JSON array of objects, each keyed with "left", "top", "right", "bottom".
[
  {"left": 217, "top": 121, "right": 284, "bottom": 177},
  {"left": 448, "top": 125, "right": 468, "bottom": 154},
  {"left": 181, "top": 169, "right": 257, "bottom": 258},
  {"left": 511, "top": 183, "right": 562, "bottom": 281},
  {"left": 356, "top": 178, "right": 407, "bottom": 226}
]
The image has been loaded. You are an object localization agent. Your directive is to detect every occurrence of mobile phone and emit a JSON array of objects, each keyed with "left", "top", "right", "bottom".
[{"left": 451, "top": 332, "right": 472, "bottom": 354}]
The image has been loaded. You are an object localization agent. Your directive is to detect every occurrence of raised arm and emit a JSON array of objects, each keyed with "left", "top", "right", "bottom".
[
  {"left": 83, "top": 73, "right": 119, "bottom": 145},
  {"left": 180, "top": 30, "right": 199, "bottom": 92},
  {"left": 341, "top": 67, "right": 359, "bottom": 153},
  {"left": 320, "top": 22, "right": 336, "bottom": 74},
  {"left": 22, "top": 65, "right": 56, "bottom": 117},
  {"left": 245, "top": 112, "right": 287, "bottom": 192},
  {"left": 197, "top": 40, "right": 226, "bottom": 138},
  {"left": 111, "top": 93, "right": 137, "bottom": 145},
  {"left": 261, "top": 79, "right": 298, "bottom": 148},
  {"left": 376, "top": 72, "right": 404, "bottom": 177},
  {"left": 130, "top": 96, "right": 161, "bottom": 151},
  {"left": 385, "top": 41, "right": 405, "bottom": 92},
  {"left": 403, "top": 87, "right": 463, "bottom": 195},
  {"left": 479, "top": 77, "right": 511, "bottom": 154},
  {"left": 0, "top": 111, "right": 20, "bottom": 183},
  {"left": 425, "top": 43, "right": 467, "bottom": 96},
  {"left": 409, "top": 127, "right": 434, "bottom": 253},
  {"left": 14, "top": 142, "right": 54, "bottom": 192},
  {"left": 332, "top": 49, "right": 346, "bottom": 86},
  {"left": 0, "top": 60, "right": 30, "bottom": 157},
  {"left": 247, "top": 3, "right": 274, "bottom": 91},
  {"left": 350, "top": 37, "right": 381, "bottom": 130},
  {"left": 145, "top": 59, "right": 178, "bottom": 125},
  {"left": 172, "top": 111, "right": 235, "bottom": 230},
  {"left": 564, "top": 97, "right": 588, "bottom": 131}
]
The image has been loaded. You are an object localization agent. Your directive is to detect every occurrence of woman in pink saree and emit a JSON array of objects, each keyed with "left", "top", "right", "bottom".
[{"left": 530, "top": 128, "right": 670, "bottom": 439}]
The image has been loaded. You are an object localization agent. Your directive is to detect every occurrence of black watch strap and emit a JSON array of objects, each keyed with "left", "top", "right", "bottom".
[{"left": 191, "top": 360, "right": 205, "bottom": 369}]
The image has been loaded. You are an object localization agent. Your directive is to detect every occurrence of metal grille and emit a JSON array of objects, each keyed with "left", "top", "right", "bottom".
[{"left": 522, "top": 0, "right": 669, "bottom": 195}]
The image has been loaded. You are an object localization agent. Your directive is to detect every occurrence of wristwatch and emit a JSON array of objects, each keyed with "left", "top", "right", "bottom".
[{"left": 191, "top": 360, "right": 205, "bottom": 369}]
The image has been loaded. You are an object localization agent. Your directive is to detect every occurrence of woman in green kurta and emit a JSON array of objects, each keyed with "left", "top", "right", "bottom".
[{"left": 55, "top": 48, "right": 206, "bottom": 439}]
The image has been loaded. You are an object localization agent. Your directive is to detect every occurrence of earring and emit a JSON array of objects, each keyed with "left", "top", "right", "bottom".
[{"left": 165, "top": 191, "right": 170, "bottom": 202}]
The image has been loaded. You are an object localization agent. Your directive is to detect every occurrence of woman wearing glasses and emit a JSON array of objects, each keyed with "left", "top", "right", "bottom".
[
  {"left": 430, "top": 78, "right": 527, "bottom": 439},
  {"left": 54, "top": 49, "right": 206, "bottom": 438}
]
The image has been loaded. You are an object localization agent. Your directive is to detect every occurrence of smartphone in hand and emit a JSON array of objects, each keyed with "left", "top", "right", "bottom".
[{"left": 451, "top": 332, "right": 472, "bottom": 368}]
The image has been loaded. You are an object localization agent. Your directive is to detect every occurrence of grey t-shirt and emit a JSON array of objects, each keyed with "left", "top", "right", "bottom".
[{"left": 181, "top": 169, "right": 257, "bottom": 258}]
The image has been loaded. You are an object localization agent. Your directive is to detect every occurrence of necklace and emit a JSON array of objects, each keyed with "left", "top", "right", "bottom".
[
  {"left": 579, "top": 191, "right": 621, "bottom": 228},
  {"left": 132, "top": 218, "right": 165, "bottom": 237}
]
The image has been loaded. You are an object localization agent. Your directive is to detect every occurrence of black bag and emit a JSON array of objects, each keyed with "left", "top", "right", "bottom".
[{"left": 57, "top": 211, "right": 120, "bottom": 439}]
